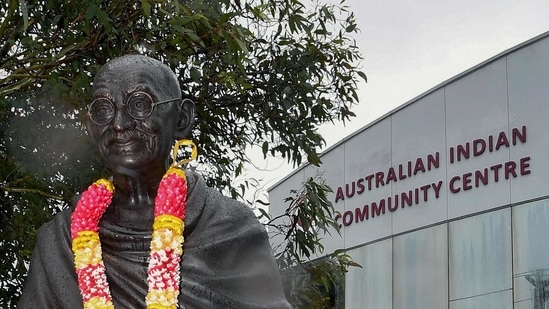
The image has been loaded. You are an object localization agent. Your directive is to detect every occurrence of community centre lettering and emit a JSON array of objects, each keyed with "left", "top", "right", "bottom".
[{"left": 334, "top": 125, "right": 530, "bottom": 227}]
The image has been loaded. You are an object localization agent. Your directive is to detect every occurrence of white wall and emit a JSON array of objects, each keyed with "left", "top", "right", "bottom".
[{"left": 269, "top": 32, "right": 549, "bottom": 252}]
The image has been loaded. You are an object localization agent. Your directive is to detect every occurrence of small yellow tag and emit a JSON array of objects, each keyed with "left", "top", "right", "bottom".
[{"left": 171, "top": 139, "right": 197, "bottom": 168}]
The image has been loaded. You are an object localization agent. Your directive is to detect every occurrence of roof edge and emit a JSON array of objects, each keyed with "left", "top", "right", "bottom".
[{"left": 268, "top": 30, "right": 549, "bottom": 193}]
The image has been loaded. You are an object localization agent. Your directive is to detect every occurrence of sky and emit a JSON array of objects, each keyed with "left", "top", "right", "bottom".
[
  {"left": 246, "top": 0, "right": 549, "bottom": 201},
  {"left": 320, "top": 0, "right": 549, "bottom": 146}
]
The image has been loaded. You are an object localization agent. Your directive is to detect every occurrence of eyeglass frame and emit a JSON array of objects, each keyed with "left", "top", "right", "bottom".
[{"left": 87, "top": 91, "right": 181, "bottom": 125}]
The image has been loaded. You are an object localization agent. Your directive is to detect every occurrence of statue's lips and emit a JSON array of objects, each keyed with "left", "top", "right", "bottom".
[{"left": 107, "top": 138, "right": 139, "bottom": 148}]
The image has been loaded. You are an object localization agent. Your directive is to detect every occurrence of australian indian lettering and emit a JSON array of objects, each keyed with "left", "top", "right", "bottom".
[{"left": 333, "top": 125, "right": 530, "bottom": 227}]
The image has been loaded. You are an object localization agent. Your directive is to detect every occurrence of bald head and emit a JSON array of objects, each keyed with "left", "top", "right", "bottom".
[{"left": 94, "top": 55, "right": 181, "bottom": 100}]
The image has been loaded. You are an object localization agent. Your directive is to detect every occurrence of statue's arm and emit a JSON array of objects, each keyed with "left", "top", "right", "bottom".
[
  {"left": 18, "top": 231, "right": 58, "bottom": 308},
  {"left": 18, "top": 212, "right": 82, "bottom": 309}
]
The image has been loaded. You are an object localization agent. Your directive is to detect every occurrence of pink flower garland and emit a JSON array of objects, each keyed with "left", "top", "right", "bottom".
[{"left": 71, "top": 167, "right": 187, "bottom": 309}]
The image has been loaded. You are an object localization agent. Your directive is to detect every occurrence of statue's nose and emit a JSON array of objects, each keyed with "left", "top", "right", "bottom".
[{"left": 111, "top": 105, "right": 134, "bottom": 132}]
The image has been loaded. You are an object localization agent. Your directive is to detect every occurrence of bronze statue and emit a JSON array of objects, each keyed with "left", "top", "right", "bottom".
[{"left": 18, "top": 55, "right": 291, "bottom": 308}]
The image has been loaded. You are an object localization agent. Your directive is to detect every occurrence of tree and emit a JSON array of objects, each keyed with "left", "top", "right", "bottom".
[
  {"left": 266, "top": 174, "right": 359, "bottom": 308},
  {"left": 0, "top": 0, "right": 365, "bottom": 306}
]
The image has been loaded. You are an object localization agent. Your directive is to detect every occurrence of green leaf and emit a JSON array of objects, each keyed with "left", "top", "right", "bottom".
[
  {"left": 358, "top": 70, "right": 368, "bottom": 82},
  {"left": 141, "top": 0, "right": 151, "bottom": 17},
  {"left": 257, "top": 207, "right": 271, "bottom": 220},
  {"left": 85, "top": 3, "right": 98, "bottom": 21},
  {"left": 345, "top": 23, "right": 356, "bottom": 32},
  {"left": 190, "top": 67, "right": 201, "bottom": 81}
]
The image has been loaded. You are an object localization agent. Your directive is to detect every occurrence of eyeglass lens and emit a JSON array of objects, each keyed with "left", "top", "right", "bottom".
[{"left": 89, "top": 92, "right": 156, "bottom": 125}]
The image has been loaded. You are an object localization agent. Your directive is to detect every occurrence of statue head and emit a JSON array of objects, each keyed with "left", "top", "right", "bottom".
[{"left": 86, "top": 55, "right": 195, "bottom": 173}]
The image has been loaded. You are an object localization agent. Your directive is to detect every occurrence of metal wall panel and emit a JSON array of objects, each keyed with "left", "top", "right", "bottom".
[
  {"left": 342, "top": 118, "right": 393, "bottom": 248},
  {"left": 508, "top": 37, "right": 549, "bottom": 203},
  {"left": 391, "top": 88, "right": 448, "bottom": 234},
  {"left": 445, "top": 57, "right": 511, "bottom": 219},
  {"left": 448, "top": 209, "right": 512, "bottom": 300}
]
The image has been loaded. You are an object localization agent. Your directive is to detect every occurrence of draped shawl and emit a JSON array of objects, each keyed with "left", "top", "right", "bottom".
[{"left": 18, "top": 171, "right": 291, "bottom": 308}]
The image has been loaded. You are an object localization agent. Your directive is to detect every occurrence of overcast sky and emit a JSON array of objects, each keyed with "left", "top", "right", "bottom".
[
  {"left": 319, "top": 0, "right": 549, "bottom": 146},
  {"left": 250, "top": 0, "right": 549, "bottom": 197}
]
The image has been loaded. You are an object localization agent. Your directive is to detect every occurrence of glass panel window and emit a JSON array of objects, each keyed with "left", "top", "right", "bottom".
[
  {"left": 449, "top": 209, "right": 512, "bottom": 300},
  {"left": 393, "top": 224, "right": 448, "bottom": 309},
  {"left": 513, "top": 199, "right": 549, "bottom": 308},
  {"left": 449, "top": 290, "right": 512, "bottom": 309},
  {"left": 345, "top": 239, "right": 392, "bottom": 309}
]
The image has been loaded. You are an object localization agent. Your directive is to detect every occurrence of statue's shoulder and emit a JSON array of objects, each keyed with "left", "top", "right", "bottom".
[
  {"left": 34, "top": 206, "right": 74, "bottom": 249},
  {"left": 187, "top": 170, "right": 255, "bottom": 216},
  {"left": 204, "top": 186, "right": 258, "bottom": 219}
]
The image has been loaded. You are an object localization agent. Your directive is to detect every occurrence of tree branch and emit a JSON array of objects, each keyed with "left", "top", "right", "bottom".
[{"left": 1, "top": 186, "right": 65, "bottom": 201}]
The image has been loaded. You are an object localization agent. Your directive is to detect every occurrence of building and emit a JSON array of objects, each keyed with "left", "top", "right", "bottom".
[{"left": 268, "top": 32, "right": 549, "bottom": 309}]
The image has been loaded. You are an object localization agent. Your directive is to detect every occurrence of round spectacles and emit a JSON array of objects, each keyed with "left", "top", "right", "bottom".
[{"left": 88, "top": 91, "right": 180, "bottom": 125}]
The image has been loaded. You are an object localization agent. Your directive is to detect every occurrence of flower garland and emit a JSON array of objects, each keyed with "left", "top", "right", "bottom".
[{"left": 70, "top": 167, "right": 188, "bottom": 309}]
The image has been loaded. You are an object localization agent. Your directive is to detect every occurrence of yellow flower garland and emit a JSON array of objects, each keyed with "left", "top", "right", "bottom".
[{"left": 71, "top": 167, "right": 188, "bottom": 308}]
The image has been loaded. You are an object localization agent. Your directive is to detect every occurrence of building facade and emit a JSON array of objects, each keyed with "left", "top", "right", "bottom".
[{"left": 268, "top": 32, "right": 549, "bottom": 308}]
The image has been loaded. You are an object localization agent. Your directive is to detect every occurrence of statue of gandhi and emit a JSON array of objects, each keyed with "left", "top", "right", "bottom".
[{"left": 18, "top": 55, "right": 291, "bottom": 309}]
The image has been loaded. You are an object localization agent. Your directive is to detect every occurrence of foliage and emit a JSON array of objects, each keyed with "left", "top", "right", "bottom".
[
  {"left": 264, "top": 174, "right": 361, "bottom": 307},
  {"left": 0, "top": 0, "right": 365, "bottom": 307}
]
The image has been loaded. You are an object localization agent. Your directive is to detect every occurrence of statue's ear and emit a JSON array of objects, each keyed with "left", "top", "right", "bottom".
[{"left": 175, "top": 98, "right": 195, "bottom": 139}]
